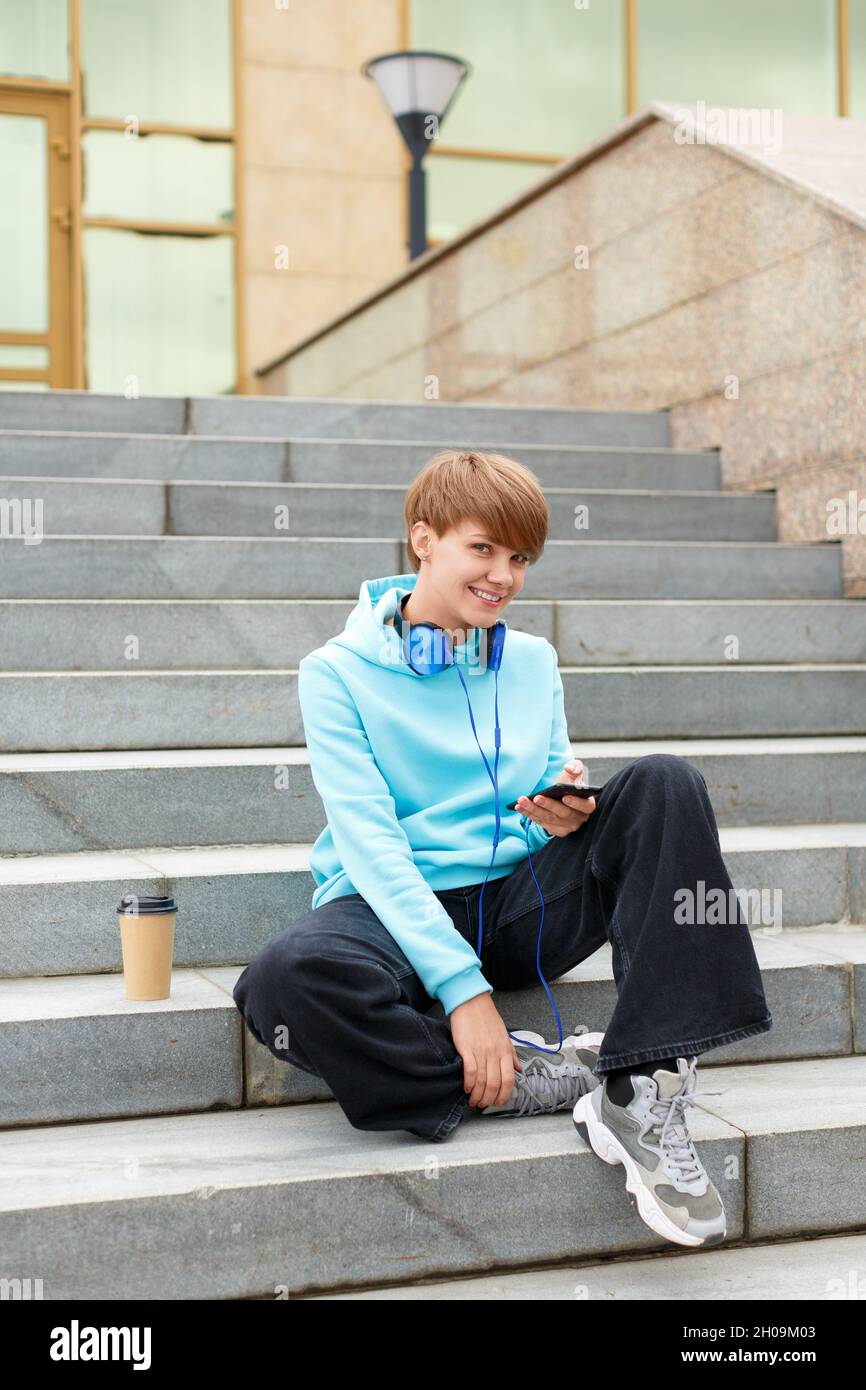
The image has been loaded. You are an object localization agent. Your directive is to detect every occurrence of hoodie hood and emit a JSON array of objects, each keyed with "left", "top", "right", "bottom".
[{"left": 323, "top": 571, "right": 508, "bottom": 678}]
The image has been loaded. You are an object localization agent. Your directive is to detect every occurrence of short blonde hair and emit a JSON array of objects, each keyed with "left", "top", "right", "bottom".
[{"left": 403, "top": 449, "right": 548, "bottom": 575}]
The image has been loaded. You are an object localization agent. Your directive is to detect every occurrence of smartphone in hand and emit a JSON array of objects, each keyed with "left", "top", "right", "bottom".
[{"left": 506, "top": 782, "right": 604, "bottom": 812}]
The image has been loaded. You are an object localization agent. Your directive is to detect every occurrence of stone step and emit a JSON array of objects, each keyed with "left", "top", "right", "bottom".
[
  {"left": 192, "top": 398, "right": 672, "bottom": 447},
  {"left": 1, "top": 738, "right": 864, "bottom": 854},
  {"left": 0, "top": 663, "right": 863, "bottom": 752},
  {"left": 0, "top": 1052, "right": 864, "bottom": 1297},
  {"left": 0, "top": 926, "right": 864, "bottom": 1128},
  {"left": 0, "top": 536, "right": 843, "bottom": 599},
  {"left": 306, "top": 1230, "right": 866, "bottom": 1300},
  {"left": 0, "top": 390, "right": 672, "bottom": 446},
  {"left": 0, "top": 475, "right": 778, "bottom": 541},
  {"left": 1, "top": 598, "right": 864, "bottom": 671},
  {"left": 0, "top": 430, "right": 722, "bottom": 489},
  {"left": 0, "top": 830, "right": 863, "bottom": 978}
]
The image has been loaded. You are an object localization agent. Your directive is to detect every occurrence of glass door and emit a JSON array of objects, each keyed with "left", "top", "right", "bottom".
[{"left": 0, "top": 88, "right": 73, "bottom": 389}]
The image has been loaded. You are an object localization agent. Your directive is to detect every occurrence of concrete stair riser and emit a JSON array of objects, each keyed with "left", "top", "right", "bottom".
[
  {"left": 0, "top": 837, "right": 863, "bottom": 977},
  {"left": 1, "top": 742, "right": 865, "bottom": 853},
  {"left": 0, "top": 476, "right": 778, "bottom": 541},
  {"left": 7, "top": 597, "right": 865, "bottom": 671},
  {"left": 0, "top": 536, "right": 844, "bottom": 599},
  {"left": 0, "top": 391, "right": 672, "bottom": 446},
  {"left": 0, "top": 432, "right": 721, "bottom": 488},
  {"left": 0, "top": 666, "right": 864, "bottom": 752}
]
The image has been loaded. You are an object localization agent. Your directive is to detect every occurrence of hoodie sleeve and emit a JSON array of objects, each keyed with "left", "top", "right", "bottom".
[
  {"left": 518, "top": 641, "right": 577, "bottom": 854},
  {"left": 297, "top": 653, "right": 495, "bottom": 1017}
]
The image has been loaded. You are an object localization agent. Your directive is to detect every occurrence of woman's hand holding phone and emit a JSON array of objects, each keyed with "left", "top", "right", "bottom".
[{"left": 516, "top": 758, "right": 597, "bottom": 837}]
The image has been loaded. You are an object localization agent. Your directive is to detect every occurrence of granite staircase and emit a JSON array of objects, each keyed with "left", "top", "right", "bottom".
[{"left": 0, "top": 389, "right": 864, "bottom": 1300}]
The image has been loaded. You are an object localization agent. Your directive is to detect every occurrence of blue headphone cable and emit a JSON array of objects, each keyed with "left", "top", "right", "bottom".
[{"left": 452, "top": 661, "right": 566, "bottom": 1056}]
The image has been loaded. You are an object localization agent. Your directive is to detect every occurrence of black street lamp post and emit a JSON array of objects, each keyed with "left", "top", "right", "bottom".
[{"left": 363, "top": 50, "right": 471, "bottom": 260}]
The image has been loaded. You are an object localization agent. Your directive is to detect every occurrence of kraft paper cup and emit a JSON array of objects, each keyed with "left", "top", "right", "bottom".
[{"left": 117, "top": 894, "right": 176, "bottom": 1000}]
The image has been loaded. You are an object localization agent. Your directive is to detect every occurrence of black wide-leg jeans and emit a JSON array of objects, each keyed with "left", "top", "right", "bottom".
[{"left": 232, "top": 754, "right": 774, "bottom": 1143}]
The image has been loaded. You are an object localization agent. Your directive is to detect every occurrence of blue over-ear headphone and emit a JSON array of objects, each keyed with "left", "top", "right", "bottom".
[{"left": 400, "top": 605, "right": 565, "bottom": 1055}]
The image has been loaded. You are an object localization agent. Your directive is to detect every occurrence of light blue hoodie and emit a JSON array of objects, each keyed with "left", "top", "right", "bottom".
[{"left": 296, "top": 570, "right": 576, "bottom": 1017}]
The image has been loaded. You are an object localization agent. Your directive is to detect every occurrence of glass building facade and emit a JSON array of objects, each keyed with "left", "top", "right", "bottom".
[
  {"left": 412, "top": 0, "right": 856, "bottom": 242},
  {"left": 0, "top": 0, "right": 861, "bottom": 394},
  {"left": 0, "top": 0, "right": 236, "bottom": 394}
]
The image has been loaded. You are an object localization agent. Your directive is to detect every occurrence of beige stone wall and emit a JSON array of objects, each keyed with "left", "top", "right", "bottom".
[
  {"left": 260, "top": 115, "right": 866, "bottom": 595},
  {"left": 239, "top": 0, "right": 406, "bottom": 386}
]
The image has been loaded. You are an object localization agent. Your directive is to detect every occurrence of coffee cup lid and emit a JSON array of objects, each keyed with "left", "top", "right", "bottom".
[{"left": 117, "top": 894, "right": 176, "bottom": 915}]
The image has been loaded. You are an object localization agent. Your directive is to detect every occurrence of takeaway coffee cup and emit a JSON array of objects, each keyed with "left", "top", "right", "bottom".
[{"left": 117, "top": 894, "right": 177, "bottom": 1000}]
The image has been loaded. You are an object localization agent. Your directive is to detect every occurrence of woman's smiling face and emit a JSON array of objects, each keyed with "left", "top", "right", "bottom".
[{"left": 407, "top": 515, "right": 530, "bottom": 634}]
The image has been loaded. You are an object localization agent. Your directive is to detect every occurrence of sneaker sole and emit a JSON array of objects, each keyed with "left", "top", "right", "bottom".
[{"left": 572, "top": 1090, "right": 727, "bottom": 1249}]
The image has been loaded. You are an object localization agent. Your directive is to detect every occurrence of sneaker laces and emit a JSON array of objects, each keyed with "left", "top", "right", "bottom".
[
  {"left": 512, "top": 1058, "right": 590, "bottom": 1115},
  {"left": 642, "top": 1058, "right": 708, "bottom": 1183}
]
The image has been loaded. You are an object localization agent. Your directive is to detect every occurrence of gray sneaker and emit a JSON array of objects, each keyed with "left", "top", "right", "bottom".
[
  {"left": 480, "top": 1030, "right": 603, "bottom": 1117},
  {"left": 572, "top": 1056, "right": 727, "bottom": 1247},
  {"left": 560, "top": 1028, "right": 606, "bottom": 1072}
]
